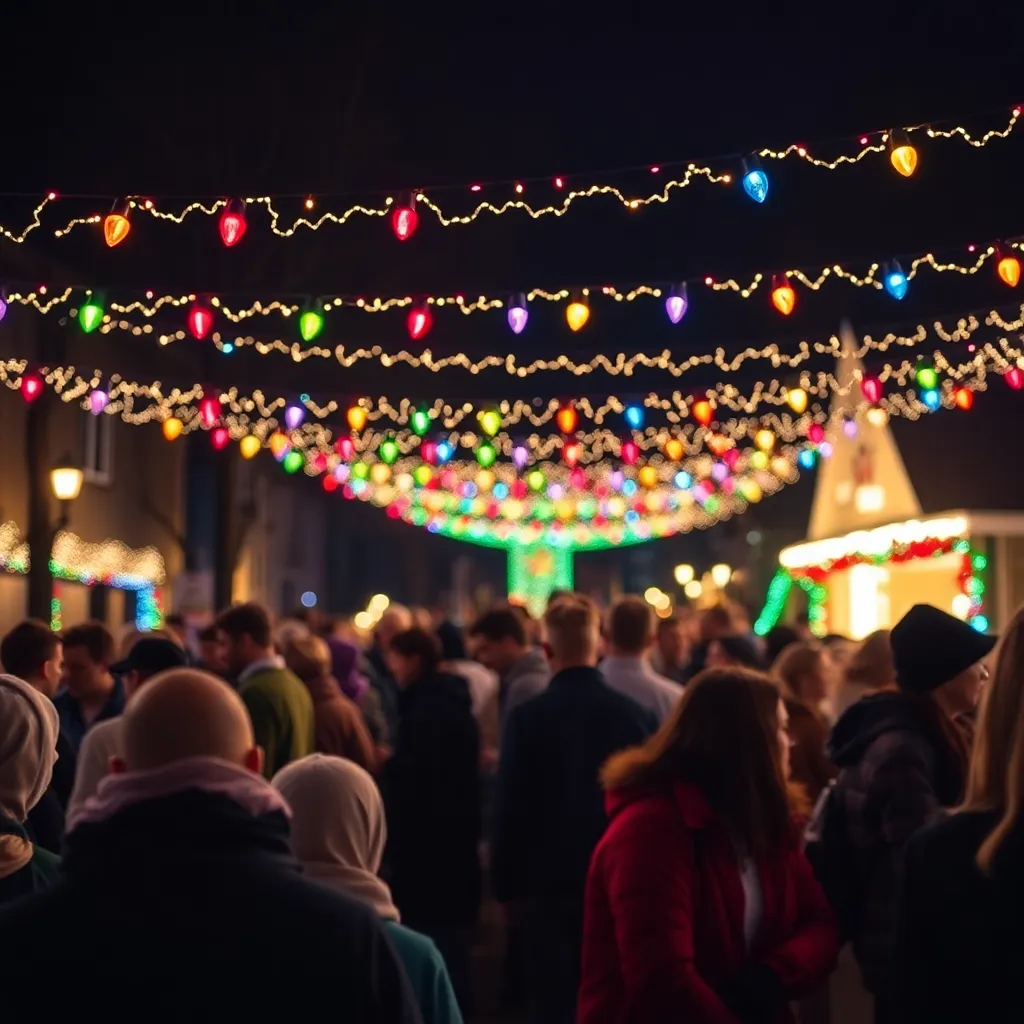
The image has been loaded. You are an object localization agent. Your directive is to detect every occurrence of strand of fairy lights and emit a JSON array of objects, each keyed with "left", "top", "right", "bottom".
[{"left": 6, "top": 107, "right": 1018, "bottom": 244}]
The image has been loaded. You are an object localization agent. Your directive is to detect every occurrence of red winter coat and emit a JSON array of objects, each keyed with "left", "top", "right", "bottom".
[{"left": 578, "top": 778, "right": 839, "bottom": 1023}]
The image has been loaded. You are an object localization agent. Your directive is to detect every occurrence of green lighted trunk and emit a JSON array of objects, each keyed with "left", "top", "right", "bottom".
[{"left": 507, "top": 542, "right": 574, "bottom": 617}]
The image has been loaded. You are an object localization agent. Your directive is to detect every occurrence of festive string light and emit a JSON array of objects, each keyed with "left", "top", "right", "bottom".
[
  {"left": 391, "top": 195, "right": 419, "bottom": 241},
  {"left": 199, "top": 395, "right": 220, "bottom": 429},
  {"left": 889, "top": 129, "right": 918, "bottom": 177},
  {"left": 162, "top": 416, "right": 183, "bottom": 441},
  {"left": 410, "top": 408, "right": 432, "bottom": 436},
  {"left": 771, "top": 275, "right": 796, "bottom": 316},
  {"left": 1006, "top": 366, "right": 1024, "bottom": 390},
  {"left": 507, "top": 293, "right": 529, "bottom": 335},
  {"left": 269, "top": 433, "right": 290, "bottom": 460},
  {"left": 219, "top": 199, "right": 247, "bottom": 247},
  {"left": 998, "top": 250, "right": 1021, "bottom": 288},
  {"left": 624, "top": 405, "right": 644, "bottom": 430},
  {"left": 283, "top": 450, "right": 304, "bottom": 473},
  {"left": 566, "top": 298, "right": 589, "bottom": 332},
  {"left": 239, "top": 434, "right": 261, "bottom": 459},
  {"left": 915, "top": 360, "right": 939, "bottom": 390},
  {"left": 284, "top": 404, "right": 305, "bottom": 430},
  {"left": 103, "top": 200, "right": 131, "bottom": 247},
  {"left": 478, "top": 409, "right": 502, "bottom": 437},
  {"left": 379, "top": 438, "right": 399, "bottom": 465},
  {"left": 78, "top": 295, "right": 104, "bottom": 333},
  {"left": 665, "top": 284, "right": 688, "bottom": 324},
  {"left": 786, "top": 388, "right": 809, "bottom": 414},
  {"left": 476, "top": 441, "right": 497, "bottom": 468},
  {"left": 211, "top": 427, "right": 231, "bottom": 451},
  {"left": 556, "top": 404, "right": 578, "bottom": 433},
  {"left": 954, "top": 386, "right": 974, "bottom": 410},
  {"left": 691, "top": 400, "right": 714, "bottom": 427},
  {"left": 20, "top": 373, "right": 42, "bottom": 403},
  {"left": 406, "top": 302, "right": 432, "bottom": 341},
  {"left": 884, "top": 260, "right": 908, "bottom": 300},
  {"left": 89, "top": 388, "right": 109, "bottom": 415},
  {"left": 299, "top": 305, "right": 325, "bottom": 341},
  {"left": 861, "top": 376, "right": 883, "bottom": 403},
  {"left": 741, "top": 156, "right": 769, "bottom": 203},
  {"left": 187, "top": 302, "right": 214, "bottom": 340},
  {"left": 755, "top": 429, "right": 775, "bottom": 451}
]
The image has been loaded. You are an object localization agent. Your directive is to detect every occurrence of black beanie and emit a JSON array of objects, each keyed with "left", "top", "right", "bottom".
[{"left": 890, "top": 604, "right": 996, "bottom": 694}]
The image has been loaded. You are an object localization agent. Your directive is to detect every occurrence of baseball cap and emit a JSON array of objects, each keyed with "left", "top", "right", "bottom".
[{"left": 110, "top": 636, "right": 189, "bottom": 676}]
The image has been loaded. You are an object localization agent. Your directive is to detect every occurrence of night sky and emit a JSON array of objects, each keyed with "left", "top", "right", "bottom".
[{"left": 2, "top": 25, "right": 1022, "bottom": 603}]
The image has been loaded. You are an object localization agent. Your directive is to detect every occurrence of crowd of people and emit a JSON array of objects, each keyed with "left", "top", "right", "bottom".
[{"left": 0, "top": 587, "right": 1019, "bottom": 1022}]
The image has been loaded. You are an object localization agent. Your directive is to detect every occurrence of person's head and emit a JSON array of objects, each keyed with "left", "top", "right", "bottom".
[
  {"left": 109, "top": 636, "right": 190, "bottom": 699},
  {"left": 283, "top": 633, "right": 331, "bottom": 683},
  {"left": 543, "top": 595, "right": 601, "bottom": 672},
  {"left": 764, "top": 624, "right": 803, "bottom": 668},
  {"left": 606, "top": 596, "right": 655, "bottom": 657},
  {"left": 844, "top": 629, "right": 895, "bottom": 691},
  {"left": 655, "top": 614, "right": 689, "bottom": 670},
  {"left": 706, "top": 634, "right": 764, "bottom": 672},
  {"left": 0, "top": 620, "right": 63, "bottom": 697},
  {"left": 601, "top": 668, "right": 793, "bottom": 856},
  {"left": 469, "top": 607, "right": 530, "bottom": 675},
  {"left": 891, "top": 604, "right": 996, "bottom": 718},
  {"left": 197, "top": 624, "right": 228, "bottom": 674},
  {"left": 61, "top": 622, "right": 115, "bottom": 699},
  {"left": 163, "top": 613, "right": 187, "bottom": 646},
  {"left": 386, "top": 628, "right": 442, "bottom": 687},
  {"left": 773, "top": 641, "right": 831, "bottom": 706},
  {"left": 273, "top": 618, "right": 310, "bottom": 655},
  {"left": 216, "top": 603, "right": 274, "bottom": 677},
  {"left": 272, "top": 754, "right": 390, "bottom": 889},
  {"left": 115, "top": 668, "right": 261, "bottom": 775},
  {"left": 435, "top": 621, "right": 467, "bottom": 664},
  {"left": 0, "top": 674, "right": 60, "bottom": 823},
  {"left": 374, "top": 605, "right": 412, "bottom": 650},
  {"left": 967, "top": 608, "right": 1024, "bottom": 871}
]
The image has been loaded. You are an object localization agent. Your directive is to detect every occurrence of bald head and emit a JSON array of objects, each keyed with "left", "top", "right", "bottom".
[{"left": 121, "top": 669, "right": 257, "bottom": 772}]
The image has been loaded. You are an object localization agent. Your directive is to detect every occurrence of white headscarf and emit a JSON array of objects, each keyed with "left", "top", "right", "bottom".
[
  {"left": 0, "top": 673, "right": 60, "bottom": 878},
  {"left": 272, "top": 754, "right": 399, "bottom": 921}
]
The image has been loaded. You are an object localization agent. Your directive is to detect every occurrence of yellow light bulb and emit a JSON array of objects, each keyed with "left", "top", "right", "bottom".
[
  {"left": 755, "top": 428, "right": 775, "bottom": 451},
  {"left": 566, "top": 300, "right": 590, "bottom": 332},
  {"left": 638, "top": 466, "right": 658, "bottom": 488},
  {"left": 162, "top": 416, "right": 183, "bottom": 441},
  {"left": 786, "top": 388, "right": 808, "bottom": 414},
  {"left": 867, "top": 406, "right": 889, "bottom": 427},
  {"left": 771, "top": 276, "right": 796, "bottom": 316},
  {"left": 998, "top": 254, "right": 1021, "bottom": 288},
  {"left": 889, "top": 132, "right": 918, "bottom": 177},
  {"left": 239, "top": 435, "right": 261, "bottom": 459},
  {"left": 347, "top": 405, "right": 368, "bottom": 432}
]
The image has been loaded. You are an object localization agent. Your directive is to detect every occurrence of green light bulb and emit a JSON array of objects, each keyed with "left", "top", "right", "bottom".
[
  {"left": 299, "top": 309, "right": 324, "bottom": 342},
  {"left": 352, "top": 462, "right": 369, "bottom": 480},
  {"left": 283, "top": 450, "right": 304, "bottom": 474},
  {"left": 527, "top": 470, "right": 545, "bottom": 491},
  {"left": 478, "top": 410, "right": 501, "bottom": 437},
  {"left": 410, "top": 409, "right": 431, "bottom": 436},
  {"left": 915, "top": 363, "right": 939, "bottom": 390},
  {"left": 476, "top": 442, "right": 496, "bottom": 468},
  {"left": 78, "top": 299, "right": 104, "bottom": 334},
  {"left": 379, "top": 439, "right": 399, "bottom": 465}
]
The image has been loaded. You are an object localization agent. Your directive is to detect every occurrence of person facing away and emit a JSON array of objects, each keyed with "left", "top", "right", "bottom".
[
  {"left": 54, "top": 621, "right": 124, "bottom": 755},
  {"left": 282, "top": 633, "right": 376, "bottom": 773},
  {"left": 274, "top": 754, "right": 463, "bottom": 1024},
  {"left": 382, "top": 627, "right": 481, "bottom": 1014},
  {"left": 648, "top": 611, "right": 692, "bottom": 685},
  {"left": 832, "top": 629, "right": 895, "bottom": 720},
  {"left": 893, "top": 606, "right": 1024, "bottom": 1023},
  {"left": 217, "top": 602, "right": 314, "bottom": 779},
  {"left": 0, "top": 619, "right": 75, "bottom": 853},
  {"left": 0, "top": 674, "right": 61, "bottom": 905},
  {"left": 600, "top": 595, "right": 683, "bottom": 724},
  {"left": 491, "top": 595, "right": 658, "bottom": 1024},
  {"left": 825, "top": 603, "right": 992, "bottom": 1020},
  {"left": 67, "top": 636, "right": 189, "bottom": 820},
  {"left": 772, "top": 641, "right": 837, "bottom": 803},
  {"left": 579, "top": 668, "right": 839, "bottom": 1023},
  {"left": 0, "top": 668, "right": 423, "bottom": 1022},
  {"left": 468, "top": 605, "right": 550, "bottom": 733},
  {"left": 366, "top": 604, "right": 414, "bottom": 745}
]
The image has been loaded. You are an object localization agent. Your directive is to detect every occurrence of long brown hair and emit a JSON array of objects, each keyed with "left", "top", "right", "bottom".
[
  {"left": 772, "top": 641, "right": 825, "bottom": 706},
  {"left": 965, "top": 608, "right": 1024, "bottom": 871},
  {"left": 601, "top": 667, "right": 792, "bottom": 857}
]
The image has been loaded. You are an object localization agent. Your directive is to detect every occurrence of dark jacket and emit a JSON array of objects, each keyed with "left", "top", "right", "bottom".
[
  {"left": 54, "top": 678, "right": 125, "bottom": 755},
  {"left": 579, "top": 780, "right": 839, "bottom": 1023},
  {"left": 895, "top": 810, "right": 1024, "bottom": 1023},
  {"left": 367, "top": 645, "right": 401, "bottom": 745},
  {"left": 25, "top": 731, "right": 76, "bottom": 854},
  {"left": 383, "top": 671, "right": 481, "bottom": 929},
  {"left": 785, "top": 699, "right": 835, "bottom": 804},
  {"left": 492, "top": 666, "right": 657, "bottom": 1020},
  {"left": 0, "top": 790, "right": 422, "bottom": 1022},
  {"left": 827, "top": 691, "right": 967, "bottom": 996},
  {"left": 0, "top": 817, "right": 60, "bottom": 907}
]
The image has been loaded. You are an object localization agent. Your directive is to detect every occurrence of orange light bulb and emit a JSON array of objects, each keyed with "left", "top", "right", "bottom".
[
  {"left": 565, "top": 300, "right": 590, "bottom": 332},
  {"left": 954, "top": 386, "right": 974, "bottom": 411},
  {"left": 889, "top": 130, "right": 918, "bottom": 177},
  {"left": 664, "top": 438, "right": 685, "bottom": 461},
  {"left": 556, "top": 405, "right": 578, "bottom": 433},
  {"left": 771, "top": 275, "right": 796, "bottom": 316},
  {"left": 347, "top": 406, "right": 368, "bottom": 432},
  {"left": 103, "top": 201, "right": 131, "bottom": 247},
  {"left": 162, "top": 416, "right": 183, "bottom": 442},
  {"left": 691, "top": 399, "right": 714, "bottom": 427},
  {"left": 998, "top": 253, "right": 1021, "bottom": 288}
]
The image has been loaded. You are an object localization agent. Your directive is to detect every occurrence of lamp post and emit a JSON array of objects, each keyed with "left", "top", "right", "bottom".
[{"left": 50, "top": 453, "right": 84, "bottom": 528}]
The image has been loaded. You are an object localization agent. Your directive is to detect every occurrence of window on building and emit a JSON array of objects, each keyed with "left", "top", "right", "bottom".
[{"left": 82, "top": 412, "right": 114, "bottom": 485}]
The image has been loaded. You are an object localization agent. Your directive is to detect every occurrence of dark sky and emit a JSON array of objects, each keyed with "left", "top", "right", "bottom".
[{"left": 2, "top": 24, "right": 1022, "bottom": 589}]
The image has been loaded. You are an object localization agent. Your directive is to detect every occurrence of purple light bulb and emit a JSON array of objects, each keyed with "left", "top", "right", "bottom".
[
  {"left": 89, "top": 389, "right": 109, "bottom": 416},
  {"left": 284, "top": 404, "right": 305, "bottom": 430},
  {"left": 665, "top": 284, "right": 688, "bottom": 324},
  {"left": 842, "top": 417, "right": 858, "bottom": 439},
  {"left": 512, "top": 445, "right": 529, "bottom": 470},
  {"left": 711, "top": 461, "right": 729, "bottom": 482},
  {"left": 508, "top": 305, "right": 529, "bottom": 335},
  {"left": 0, "top": 296, "right": 7, "bottom": 323}
]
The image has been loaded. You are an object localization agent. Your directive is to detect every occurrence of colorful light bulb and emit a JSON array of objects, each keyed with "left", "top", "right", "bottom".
[
  {"left": 407, "top": 302, "right": 432, "bottom": 340},
  {"left": 512, "top": 445, "right": 529, "bottom": 470},
  {"left": 664, "top": 438, "right": 684, "bottom": 461},
  {"left": 556, "top": 404, "right": 578, "bottom": 433},
  {"left": 391, "top": 196, "right": 418, "bottom": 241},
  {"left": 379, "top": 438, "right": 399, "bottom": 465},
  {"left": 624, "top": 405, "right": 644, "bottom": 430},
  {"left": 78, "top": 296, "right": 104, "bottom": 333},
  {"left": 954, "top": 386, "right": 974, "bottom": 411},
  {"left": 691, "top": 399, "right": 714, "bottom": 427},
  {"left": 187, "top": 303, "right": 214, "bottom": 340},
  {"left": 741, "top": 155, "right": 769, "bottom": 203},
  {"left": 755, "top": 429, "right": 775, "bottom": 451},
  {"left": 860, "top": 376, "right": 883, "bottom": 403},
  {"left": 798, "top": 448, "right": 817, "bottom": 470},
  {"left": 565, "top": 299, "right": 589, "bottom": 332},
  {"left": 436, "top": 441, "right": 454, "bottom": 464},
  {"left": 269, "top": 433, "right": 290, "bottom": 460},
  {"left": 475, "top": 441, "right": 496, "bottom": 468},
  {"left": 998, "top": 251, "right": 1021, "bottom": 288},
  {"left": 211, "top": 427, "right": 231, "bottom": 451},
  {"left": 336, "top": 436, "right": 355, "bottom": 461},
  {"left": 888, "top": 130, "right": 918, "bottom": 177},
  {"left": 1005, "top": 366, "right": 1024, "bottom": 390},
  {"left": 808, "top": 423, "right": 825, "bottom": 444},
  {"left": 478, "top": 409, "right": 501, "bottom": 437},
  {"left": 884, "top": 261, "right": 908, "bottom": 300},
  {"left": 103, "top": 200, "right": 131, "bottom": 248},
  {"left": 347, "top": 405, "right": 368, "bottom": 432},
  {"left": 915, "top": 361, "right": 938, "bottom": 390},
  {"left": 562, "top": 441, "right": 581, "bottom": 468},
  {"left": 0, "top": 294, "right": 7, "bottom": 322},
  {"left": 284, "top": 404, "right": 305, "bottom": 430},
  {"left": 88, "top": 389, "right": 109, "bottom": 415},
  {"left": 162, "top": 416, "right": 183, "bottom": 441},
  {"left": 283, "top": 450, "right": 304, "bottom": 474},
  {"left": 665, "top": 283, "right": 688, "bottom": 324},
  {"left": 239, "top": 435, "right": 261, "bottom": 459},
  {"left": 299, "top": 307, "right": 325, "bottom": 341},
  {"left": 20, "top": 374, "right": 42, "bottom": 403},
  {"left": 618, "top": 440, "right": 638, "bottom": 465},
  {"left": 843, "top": 416, "right": 859, "bottom": 439},
  {"left": 770, "top": 274, "right": 796, "bottom": 316},
  {"left": 219, "top": 199, "right": 247, "bottom": 247},
  {"left": 410, "top": 409, "right": 431, "bottom": 436},
  {"left": 785, "top": 388, "right": 809, "bottom": 415},
  {"left": 507, "top": 293, "right": 528, "bottom": 334},
  {"left": 199, "top": 395, "right": 220, "bottom": 429},
  {"left": 922, "top": 389, "right": 940, "bottom": 411}
]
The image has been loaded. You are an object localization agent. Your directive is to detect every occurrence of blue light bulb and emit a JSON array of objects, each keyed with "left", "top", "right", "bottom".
[
  {"left": 436, "top": 441, "right": 453, "bottom": 463},
  {"left": 922, "top": 388, "right": 940, "bottom": 410},
  {"left": 884, "top": 261, "right": 908, "bottom": 300},
  {"left": 970, "top": 615, "right": 989, "bottom": 633},
  {"left": 798, "top": 448, "right": 817, "bottom": 470},
  {"left": 742, "top": 167, "right": 769, "bottom": 204},
  {"left": 674, "top": 471, "right": 692, "bottom": 489},
  {"left": 624, "top": 405, "right": 644, "bottom": 430}
]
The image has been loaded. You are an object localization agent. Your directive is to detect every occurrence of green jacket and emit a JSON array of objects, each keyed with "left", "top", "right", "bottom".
[
  {"left": 0, "top": 816, "right": 60, "bottom": 907},
  {"left": 239, "top": 665, "right": 315, "bottom": 778}
]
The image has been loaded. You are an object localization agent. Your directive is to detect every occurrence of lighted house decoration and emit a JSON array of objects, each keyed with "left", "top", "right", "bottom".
[{"left": 755, "top": 324, "right": 1003, "bottom": 639}]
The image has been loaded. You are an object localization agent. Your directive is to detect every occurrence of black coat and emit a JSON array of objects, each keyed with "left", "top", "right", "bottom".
[
  {"left": 383, "top": 670, "right": 481, "bottom": 929},
  {"left": 0, "top": 790, "right": 422, "bottom": 1023},
  {"left": 895, "top": 809, "right": 1024, "bottom": 1024},
  {"left": 25, "top": 731, "right": 76, "bottom": 854}
]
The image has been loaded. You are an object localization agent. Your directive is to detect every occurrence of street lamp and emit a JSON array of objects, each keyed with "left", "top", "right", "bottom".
[{"left": 50, "top": 453, "right": 84, "bottom": 527}]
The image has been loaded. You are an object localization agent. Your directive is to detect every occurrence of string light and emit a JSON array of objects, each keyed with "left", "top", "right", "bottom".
[
  {"left": 507, "top": 293, "right": 529, "bottom": 335},
  {"left": 5, "top": 108, "right": 1015, "bottom": 246},
  {"left": 771, "top": 274, "right": 796, "bottom": 315},
  {"left": 407, "top": 302, "right": 432, "bottom": 340},
  {"left": 665, "top": 284, "right": 688, "bottom": 324},
  {"left": 187, "top": 302, "right": 214, "bottom": 340},
  {"left": 997, "top": 249, "right": 1021, "bottom": 288},
  {"left": 299, "top": 304, "right": 325, "bottom": 341},
  {"left": 391, "top": 194, "right": 418, "bottom": 241},
  {"left": 566, "top": 298, "right": 590, "bottom": 332},
  {"left": 741, "top": 155, "right": 769, "bottom": 203},
  {"left": 219, "top": 199, "right": 247, "bottom": 247},
  {"left": 78, "top": 294, "right": 104, "bottom": 333},
  {"left": 103, "top": 199, "right": 131, "bottom": 247},
  {"left": 884, "top": 260, "right": 909, "bottom": 300},
  {"left": 888, "top": 129, "right": 919, "bottom": 177}
]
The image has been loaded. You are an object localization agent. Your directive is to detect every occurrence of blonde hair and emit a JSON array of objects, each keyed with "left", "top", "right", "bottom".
[
  {"left": 844, "top": 629, "right": 894, "bottom": 689},
  {"left": 772, "top": 641, "right": 825, "bottom": 704},
  {"left": 544, "top": 595, "right": 600, "bottom": 663},
  {"left": 284, "top": 634, "right": 331, "bottom": 682},
  {"left": 965, "top": 608, "right": 1024, "bottom": 871}
]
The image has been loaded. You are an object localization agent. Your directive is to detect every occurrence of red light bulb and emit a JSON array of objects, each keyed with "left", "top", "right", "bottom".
[
  {"left": 621, "top": 441, "right": 639, "bottom": 465},
  {"left": 335, "top": 437, "right": 355, "bottom": 461},
  {"left": 1006, "top": 367, "right": 1024, "bottom": 390},
  {"left": 20, "top": 374, "right": 42, "bottom": 403},
  {"left": 407, "top": 303, "right": 432, "bottom": 340},
  {"left": 211, "top": 427, "right": 230, "bottom": 451},
  {"left": 860, "top": 376, "right": 883, "bottom": 403},
  {"left": 808, "top": 423, "right": 825, "bottom": 443},
  {"left": 199, "top": 395, "right": 220, "bottom": 429},
  {"left": 188, "top": 303, "right": 214, "bottom": 340},
  {"left": 219, "top": 200, "right": 247, "bottom": 247},
  {"left": 391, "top": 195, "right": 419, "bottom": 241},
  {"left": 954, "top": 386, "right": 974, "bottom": 411},
  {"left": 562, "top": 441, "right": 581, "bottom": 468},
  {"left": 420, "top": 440, "right": 438, "bottom": 465},
  {"left": 569, "top": 467, "right": 586, "bottom": 489}
]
